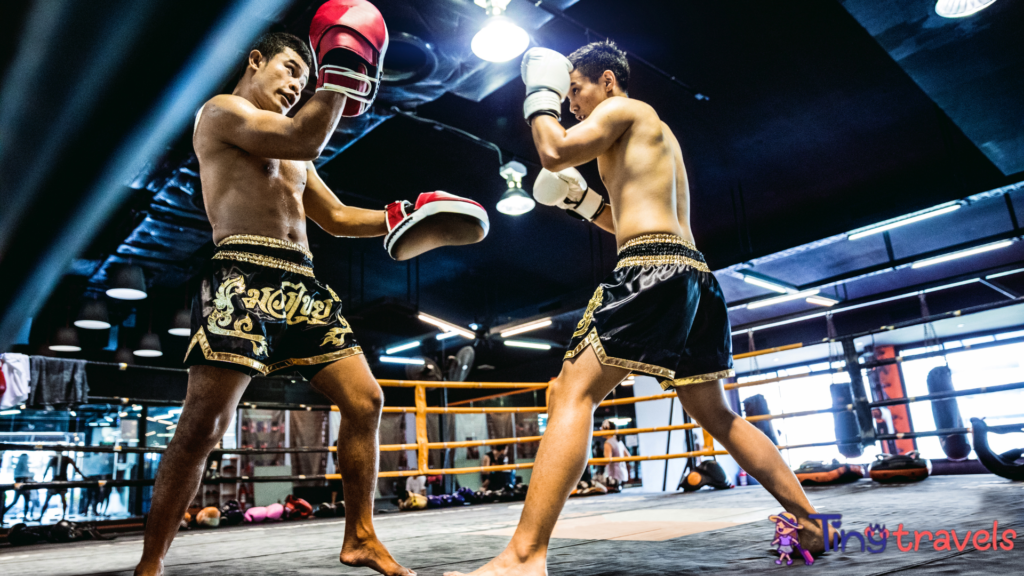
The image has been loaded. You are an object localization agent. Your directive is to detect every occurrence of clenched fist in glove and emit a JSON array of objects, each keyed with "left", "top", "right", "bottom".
[
  {"left": 533, "top": 167, "right": 606, "bottom": 222},
  {"left": 521, "top": 48, "right": 573, "bottom": 125}
]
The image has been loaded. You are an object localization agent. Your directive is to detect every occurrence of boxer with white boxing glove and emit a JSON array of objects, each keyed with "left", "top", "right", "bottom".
[
  {"left": 144, "top": 4, "right": 419, "bottom": 575},
  {"left": 449, "top": 38, "right": 822, "bottom": 576},
  {"left": 532, "top": 167, "right": 606, "bottom": 222}
]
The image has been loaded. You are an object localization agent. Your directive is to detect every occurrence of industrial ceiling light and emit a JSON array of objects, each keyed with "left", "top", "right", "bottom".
[
  {"left": 910, "top": 239, "right": 1014, "bottom": 269},
  {"left": 49, "top": 326, "right": 82, "bottom": 352},
  {"left": 471, "top": 0, "right": 529, "bottom": 63},
  {"left": 504, "top": 340, "right": 552, "bottom": 350},
  {"left": 436, "top": 331, "right": 461, "bottom": 340},
  {"left": 806, "top": 295, "right": 839, "bottom": 307},
  {"left": 739, "top": 272, "right": 792, "bottom": 294},
  {"left": 418, "top": 313, "right": 476, "bottom": 339},
  {"left": 847, "top": 202, "right": 961, "bottom": 240},
  {"left": 380, "top": 356, "right": 425, "bottom": 365},
  {"left": 134, "top": 332, "right": 163, "bottom": 358},
  {"left": 74, "top": 299, "right": 111, "bottom": 330},
  {"left": 167, "top": 308, "right": 191, "bottom": 337},
  {"left": 500, "top": 318, "right": 552, "bottom": 337},
  {"left": 106, "top": 264, "right": 147, "bottom": 300},
  {"left": 386, "top": 341, "right": 421, "bottom": 354},
  {"left": 935, "top": 0, "right": 998, "bottom": 18},
  {"left": 496, "top": 161, "right": 534, "bottom": 216},
  {"left": 746, "top": 289, "right": 821, "bottom": 310}
]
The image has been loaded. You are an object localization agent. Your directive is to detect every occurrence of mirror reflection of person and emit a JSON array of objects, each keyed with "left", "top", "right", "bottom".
[
  {"left": 2, "top": 454, "right": 36, "bottom": 523},
  {"left": 38, "top": 452, "right": 85, "bottom": 521}
]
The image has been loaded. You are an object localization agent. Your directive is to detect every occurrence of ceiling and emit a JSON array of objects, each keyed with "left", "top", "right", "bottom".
[{"left": 2, "top": 0, "right": 1023, "bottom": 385}]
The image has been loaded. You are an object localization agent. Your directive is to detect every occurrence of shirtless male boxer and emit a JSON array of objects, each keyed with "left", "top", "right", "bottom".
[
  {"left": 134, "top": 2, "right": 486, "bottom": 575},
  {"left": 447, "top": 40, "right": 823, "bottom": 576}
]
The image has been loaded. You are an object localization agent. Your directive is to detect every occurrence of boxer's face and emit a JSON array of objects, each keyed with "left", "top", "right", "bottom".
[
  {"left": 250, "top": 47, "right": 308, "bottom": 114},
  {"left": 568, "top": 70, "right": 613, "bottom": 122}
]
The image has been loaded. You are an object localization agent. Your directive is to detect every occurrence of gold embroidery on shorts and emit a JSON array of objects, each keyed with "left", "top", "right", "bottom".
[
  {"left": 618, "top": 234, "right": 697, "bottom": 253},
  {"left": 240, "top": 281, "right": 335, "bottom": 326},
  {"left": 564, "top": 328, "right": 675, "bottom": 379},
  {"left": 213, "top": 251, "right": 314, "bottom": 277},
  {"left": 266, "top": 346, "right": 364, "bottom": 374},
  {"left": 572, "top": 286, "right": 604, "bottom": 338},
  {"left": 661, "top": 369, "right": 736, "bottom": 390},
  {"left": 615, "top": 255, "right": 711, "bottom": 272},
  {"left": 217, "top": 234, "right": 313, "bottom": 260},
  {"left": 185, "top": 327, "right": 270, "bottom": 375},
  {"left": 320, "top": 323, "right": 353, "bottom": 348},
  {"left": 207, "top": 275, "right": 268, "bottom": 356}
]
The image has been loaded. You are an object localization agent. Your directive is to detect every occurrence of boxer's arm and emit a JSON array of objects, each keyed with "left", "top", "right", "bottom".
[
  {"left": 200, "top": 93, "right": 347, "bottom": 161},
  {"left": 302, "top": 163, "right": 388, "bottom": 237},
  {"left": 531, "top": 98, "right": 634, "bottom": 172},
  {"left": 592, "top": 203, "right": 615, "bottom": 234}
]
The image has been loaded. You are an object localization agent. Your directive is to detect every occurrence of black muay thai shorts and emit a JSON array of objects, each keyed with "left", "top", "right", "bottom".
[
  {"left": 564, "top": 233, "right": 734, "bottom": 389},
  {"left": 184, "top": 234, "right": 362, "bottom": 379}
]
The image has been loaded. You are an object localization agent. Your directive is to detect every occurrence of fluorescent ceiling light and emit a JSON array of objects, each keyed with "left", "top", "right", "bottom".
[
  {"left": 995, "top": 330, "right": 1024, "bottom": 341},
  {"left": 747, "top": 289, "right": 820, "bottom": 310},
  {"left": 386, "top": 341, "right": 421, "bottom": 354},
  {"left": 0, "top": 409, "right": 21, "bottom": 416},
  {"left": 910, "top": 240, "right": 1014, "bottom": 269},
  {"left": 741, "top": 274, "right": 791, "bottom": 294},
  {"left": 986, "top": 267, "right": 1024, "bottom": 280},
  {"left": 806, "top": 296, "right": 839, "bottom": 307},
  {"left": 418, "top": 314, "right": 475, "bottom": 339},
  {"left": 500, "top": 319, "right": 552, "bottom": 337},
  {"left": 380, "top": 356, "right": 425, "bottom": 365},
  {"left": 935, "top": 0, "right": 998, "bottom": 18},
  {"left": 504, "top": 340, "right": 552, "bottom": 350},
  {"left": 436, "top": 332, "right": 461, "bottom": 341},
  {"left": 847, "top": 203, "right": 961, "bottom": 240}
]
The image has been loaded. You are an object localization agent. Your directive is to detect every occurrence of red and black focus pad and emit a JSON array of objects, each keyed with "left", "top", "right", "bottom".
[
  {"left": 384, "top": 191, "right": 489, "bottom": 261},
  {"left": 308, "top": 0, "right": 389, "bottom": 117},
  {"left": 284, "top": 495, "right": 313, "bottom": 519}
]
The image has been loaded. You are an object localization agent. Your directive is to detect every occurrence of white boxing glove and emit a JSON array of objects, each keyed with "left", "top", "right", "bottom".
[
  {"left": 521, "top": 48, "right": 572, "bottom": 125},
  {"left": 533, "top": 167, "right": 606, "bottom": 222}
]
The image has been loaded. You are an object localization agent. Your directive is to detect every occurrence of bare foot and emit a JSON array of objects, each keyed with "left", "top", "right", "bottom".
[
  {"left": 340, "top": 537, "right": 415, "bottom": 576},
  {"left": 798, "top": 515, "right": 825, "bottom": 555},
  {"left": 444, "top": 548, "right": 547, "bottom": 576},
  {"left": 133, "top": 560, "right": 164, "bottom": 576}
]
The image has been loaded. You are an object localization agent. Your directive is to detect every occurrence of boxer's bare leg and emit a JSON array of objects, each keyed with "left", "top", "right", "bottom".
[
  {"left": 312, "top": 355, "right": 415, "bottom": 576},
  {"left": 445, "top": 347, "right": 627, "bottom": 576},
  {"left": 673, "top": 381, "right": 823, "bottom": 553},
  {"left": 135, "top": 365, "right": 250, "bottom": 576}
]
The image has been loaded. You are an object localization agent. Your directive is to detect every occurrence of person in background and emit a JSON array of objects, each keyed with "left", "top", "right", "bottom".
[
  {"left": 481, "top": 445, "right": 514, "bottom": 490},
  {"left": 405, "top": 474, "right": 427, "bottom": 497},
  {"left": 38, "top": 452, "right": 85, "bottom": 521},
  {"left": 601, "top": 420, "right": 629, "bottom": 487}
]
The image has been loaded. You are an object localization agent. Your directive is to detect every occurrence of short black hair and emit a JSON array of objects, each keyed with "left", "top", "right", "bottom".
[
  {"left": 568, "top": 39, "right": 629, "bottom": 93},
  {"left": 250, "top": 31, "right": 313, "bottom": 73}
]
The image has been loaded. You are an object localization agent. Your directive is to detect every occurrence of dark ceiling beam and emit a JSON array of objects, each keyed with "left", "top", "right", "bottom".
[{"left": 0, "top": 0, "right": 294, "bottom": 351}]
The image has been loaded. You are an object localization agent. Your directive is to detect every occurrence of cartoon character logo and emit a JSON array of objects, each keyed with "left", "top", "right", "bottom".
[{"left": 770, "top": 512, "right": 815, "bottom": 566}]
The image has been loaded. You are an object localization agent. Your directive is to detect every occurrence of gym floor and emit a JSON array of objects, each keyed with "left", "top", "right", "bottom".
[{"left": 2, "top": 475, "right": 1021, "bottom": 575}]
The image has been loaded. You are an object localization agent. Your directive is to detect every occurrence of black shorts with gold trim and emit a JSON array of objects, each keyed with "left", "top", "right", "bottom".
[
  {"left": 564, "top": 233, "right": 734, "bottom": 390},
  {"left": 184, "top": 234, "right": 362, "bottom": 379}
]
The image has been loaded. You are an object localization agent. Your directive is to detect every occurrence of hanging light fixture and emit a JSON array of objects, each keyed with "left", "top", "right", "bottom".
[
  {"left": 49, "top": 326, "right": 82, "bottom": 352},
  {"left": 496, "top": 160, "right": 534, "bottom": 216},
  {"left": 167, "top": 308, "right": 191, "bottom": 337},
  {"left": 134, "top": 333, "right": 163, "bottom": 358},
  {"left": 114, "top": 346, "right": 136, "bottom": 365},
  {"left": 935, "top": 0, "right": 998, "bottom": 18},
  {"left": 471, "top": 0, "right": 530, "bottom": 63},
  {"left": 106, "top": 265, "right": 147, "bottom": 300},
  {"left": 74, "top": 299, "right": 111, "bottom": 330}
]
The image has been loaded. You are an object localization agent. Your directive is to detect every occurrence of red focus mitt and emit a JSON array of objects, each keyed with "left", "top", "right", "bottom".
[
  {"left": 309, "top": 0, "right": 389, "bottom": 117},
  {"left": 384, "top": 192, "right": 489, "bottom": 261}
]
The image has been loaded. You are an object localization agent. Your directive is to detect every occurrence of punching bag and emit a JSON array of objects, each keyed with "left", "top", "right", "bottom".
[
  {"left": 831, "top": 382, "right": 863, "bottom": 458},
  {"left": 926, "top": 366, "right": 971, "bottom": 460}
]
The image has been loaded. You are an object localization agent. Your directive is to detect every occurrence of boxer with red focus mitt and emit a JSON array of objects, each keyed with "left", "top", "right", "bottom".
[{"left": 136, "top": 2, "right": 420, "bottom": 576}]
